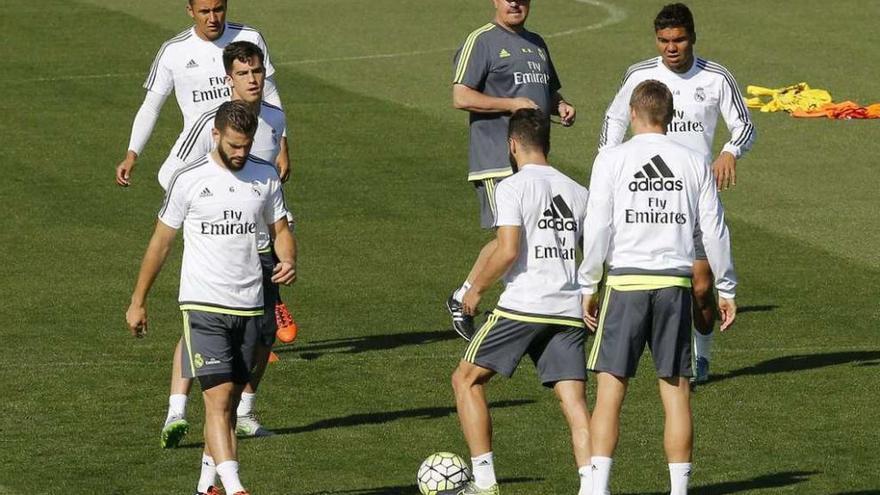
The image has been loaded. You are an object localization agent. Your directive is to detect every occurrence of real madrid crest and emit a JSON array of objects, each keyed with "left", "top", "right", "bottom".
[{"left": 694, "top": 87, "right": 706, "bottom": 102}]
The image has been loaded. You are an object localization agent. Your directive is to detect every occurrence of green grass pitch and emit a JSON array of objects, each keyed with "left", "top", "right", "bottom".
[{"left": 1, "top": 0, "right": 878, "bottom": 493}]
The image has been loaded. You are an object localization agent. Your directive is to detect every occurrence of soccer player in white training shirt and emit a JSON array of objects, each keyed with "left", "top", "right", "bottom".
[
  {"left": 126, "top": 101, "right": 296, "bottom": 495},
  {"left": 442, "top": 109, "right": 592, "bottom": 495},
  {"left": 115, "top": 0, "right": 286, "bottom": 187},
  {"left": 581, "top": 80, "right": 737, "bottom": 495},
  {"left": 597, "top": 3, "right": 754, "bottom": 383},
  {"left": 158, "top": 41, "right": 290, "bottom": 451}
]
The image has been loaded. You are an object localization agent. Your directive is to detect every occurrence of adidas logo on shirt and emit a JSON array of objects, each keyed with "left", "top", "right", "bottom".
[
  {"left": 199, "top": 187, "right": 213, "bottom": 198},
  {"left": 185, "top": 59, "right": 199, "bottom": 69},
  {"left": 628, "top": 155, "right": 683, "bottom": 192},
  {"left": 538, "top": 195, "right": 577, "bottom": 231}
]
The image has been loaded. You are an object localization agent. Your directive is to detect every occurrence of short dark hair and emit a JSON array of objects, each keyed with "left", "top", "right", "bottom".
[
  {"left": 188, "top": 0, "right": 227, "bottom": 6},
  {"left": 630, "top": 80, "right": 674, "bottom": 127},
  {"left": 214, "top": 100, "right": 258, "bottom": 137},
  {"left": 508, "top": 108, "right": 550, "bottom": 155},
  {"left": 654, "top": 3, "right": 695, "bottom": 37},
  {"left": 222, "top": 41, "right": 264, "bottom": 74}
]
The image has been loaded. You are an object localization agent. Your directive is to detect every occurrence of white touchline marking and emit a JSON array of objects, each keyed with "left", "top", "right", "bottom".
[{"left": 21, "top": 0, "right": 627, "bottom": 83}]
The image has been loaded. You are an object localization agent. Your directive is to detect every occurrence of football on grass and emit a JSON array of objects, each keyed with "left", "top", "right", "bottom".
[{"left": 417, "top": 452, "right": 471, "bottom": 495}]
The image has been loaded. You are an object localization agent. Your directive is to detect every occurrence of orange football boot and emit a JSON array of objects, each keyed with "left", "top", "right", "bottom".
[{"left": 275, "top": 300, "right": 298, "bottom": 343}]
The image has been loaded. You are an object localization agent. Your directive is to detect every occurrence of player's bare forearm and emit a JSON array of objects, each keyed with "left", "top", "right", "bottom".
[
  {"left": 470, "top": 226, "right": 520, "bottom": 294},
  {"left": 452, "top": 84, "right": 536, "bottom": 114},
  {"left": 126, "top": 221, "right": 175, "bottom": 336},
  {"left": 277, "top": 137, "right": 291, "bottom": 183},
  {"left": 271, "top": 218, "right": 297, "bottom": 285},
  {"left": 130, "top": 222, "right": 176, "bottom": 306}
]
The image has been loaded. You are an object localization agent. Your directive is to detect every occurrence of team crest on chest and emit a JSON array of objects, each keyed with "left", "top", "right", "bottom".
[
  {"left": 694, "top": 87, "right": 706, "bottom": 102},
  {"left": 251, "top": 181, "right": 262, "bottom": 197},
  {"left": 538, "top": 48, "right": 546, "bottom": 61}
]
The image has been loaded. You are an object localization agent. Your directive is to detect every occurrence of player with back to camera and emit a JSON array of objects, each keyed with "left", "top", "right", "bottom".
[
  {"left": 581, "top": 80, "right": 737, "bottom": 495},
  {"left": 446, "top": 0, "right": 576, "bottom": 342},
  {"left": 126, "top": 100, "right": 296, "bottom": 495},
  {"left": 597, "top": 3, "right": 755, "bottom": 384},
  {"left": 441, "top": 108, "right": 592, "bottom": 495}
]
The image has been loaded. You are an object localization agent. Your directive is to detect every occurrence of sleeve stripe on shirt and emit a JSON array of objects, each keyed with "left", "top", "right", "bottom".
[
  {"left": 176, "top": 109, "right": 218, "bottom": 161},
  {"left": 696, "top": 59, "right": 750, "bottom": 123},
  {"left": 599, "top": 115, "right": 612, "bottom": 148},
  {"left": 159, "top": 157, "right": 208, "bottom": 218},
  {"left": 732, "top": 122, "right": 755, "bottom": 147},
  {"left": 227, "top": 22, "right": 256, "bottom": 33},
  {"left": 261, "top": 101, "right": 282, "bottom": 112},
  {"left": 620, "top": 58, "right": 659, "bottom": 85},
  {"left": 453, "top": 23, "right": 495, "bottom": 84},
  {"left": 144, "top": 29, "right": 191, "bottom": 90}
]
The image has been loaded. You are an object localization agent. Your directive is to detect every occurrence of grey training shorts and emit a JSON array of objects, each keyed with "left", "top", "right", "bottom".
[
  {"left": 180, "top": 310, "right": 260, "bottom": 387},
  {"left": 463, "top": 309, "right": 587, "bottom": 387},
  {"left": 588, "top": 286, "right": 693, "bottom": 378},
  {"left": 473, "top": 177, "right": 504, "bottom": 230}
]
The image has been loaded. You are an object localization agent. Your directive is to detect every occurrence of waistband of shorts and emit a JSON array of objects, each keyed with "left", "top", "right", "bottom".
[
  {"left": 606, "top": 275, "right": 692, "bottom": 291},
  {"left": 179, "top": 302, "right": 264, "bottom": 317},
  {"left": 494, "top": 307, "right": 585, "bottom": 328}
]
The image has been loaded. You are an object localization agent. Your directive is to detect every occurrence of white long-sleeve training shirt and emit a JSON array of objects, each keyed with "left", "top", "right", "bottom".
[
  {"left": 598, "top": 56, "right": 755, "bottom": 162},
  {"left": 579, "top": 133, "right": 737, "bottom": 299},
  {"left": 127, "top": 22, "right": 280, "bottom": 156}
]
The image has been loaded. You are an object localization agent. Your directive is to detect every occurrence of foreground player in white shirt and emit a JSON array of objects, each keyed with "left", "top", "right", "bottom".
[
  {"left": 126, "top": 101, "right": 296, "bottom": 495},
  {"left": 115, "top": 0, "right": 286, "bottom": 186},
  {"left": 580, "top": 80, "right": 737, "bottom": 495},
  {"left": 597, "top": 3, "right": 754, "bottom": 383},
  {"left": 442, "top": 109, "right": 592, "bottom": 495},
  {"left": 158, "top": 41, "right": 291, "bottom": 448}
]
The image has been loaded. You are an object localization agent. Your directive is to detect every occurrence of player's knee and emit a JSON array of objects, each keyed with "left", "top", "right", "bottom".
[
  {"left": 451, "top": 366, "right": 470, "bottom": 394},
  {"left": 451, "top": 363, "right": 486, "bottom": 393}
]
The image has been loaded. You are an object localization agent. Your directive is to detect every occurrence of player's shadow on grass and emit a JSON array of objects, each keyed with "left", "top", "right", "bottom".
[
  {"left": 301, "top": 477, "right": 542, "bottom": 495},
  {"left": 271, "top": 399, "right": 534, "bottom": 436},
  {"left": 180, "top": 400, "right": 535, "bottom": 449},
  {"left": 737, "top": 304, "right": 778, "bottom": 314},
  {"left": 708, "top": 351, "right": 880, "bottom": 384},
  {"left": 620, "top": 470, "right": 817, "bottom": 495},
  {"left": 274, "top": 330, "right": 459, "bottom": 361}
]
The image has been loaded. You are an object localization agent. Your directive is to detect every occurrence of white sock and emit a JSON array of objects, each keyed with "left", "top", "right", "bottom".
[
  {"left": 694, "top": 331, "right": 714, "bottom": 361},
  {"left": 591, "top": 456, "right": 613, "bottom": 495},
  {"left": 669, "top": 462, "right": 692, "bottom": 495},
  {"left": 167, "top": 394, "right": 188, "bottom": 420},
  {"left": 236, "top": 392, "right": 256, "bottom": 417},
  {"left": 471, "top": 452, "right": 497, "bottom": 489},
  {"left": 216, "top": 460, "right": 245, "bottom": 494},
  {"left": 453, "top": 281, "right": 472, "bottom": 303},
  {"left": 578, "top": 465, "right": 594, "bottom": 495},
  {"left": 197, "top": 454, "right": 217, "bottom": 493}
]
